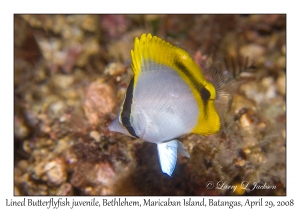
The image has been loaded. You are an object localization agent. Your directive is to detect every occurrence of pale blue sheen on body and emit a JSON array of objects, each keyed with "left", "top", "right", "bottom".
[{"left": 131, "top": 62, "right": 199, "bottom": 143}]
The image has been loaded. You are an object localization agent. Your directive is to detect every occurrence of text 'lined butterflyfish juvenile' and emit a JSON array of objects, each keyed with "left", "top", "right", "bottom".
[{"left": 109, "top": 33, "right": 235, "bottom": 176}]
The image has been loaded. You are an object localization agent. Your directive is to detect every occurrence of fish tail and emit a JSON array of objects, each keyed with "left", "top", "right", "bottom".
[{"left": 194, "top": 51, "right": 236, "bottom": 126}]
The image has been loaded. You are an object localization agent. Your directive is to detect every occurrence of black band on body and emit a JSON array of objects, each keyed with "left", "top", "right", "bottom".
[
  {"left": 174, "top": 60, "right": 211, "bottom": 104},
  {"left": 121, "top": 78, "right": 139, "bottom": 138},
  {"left": 200, "top": 87, "right": 210, "bottom": 102}
]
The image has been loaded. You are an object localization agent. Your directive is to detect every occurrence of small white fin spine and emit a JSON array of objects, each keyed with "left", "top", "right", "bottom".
[
  {"left": 157, "top": 140, "right": 190, "bottom": 176},
  {"left": 177, "top": 141, "right": 190, "bottom": 158}
]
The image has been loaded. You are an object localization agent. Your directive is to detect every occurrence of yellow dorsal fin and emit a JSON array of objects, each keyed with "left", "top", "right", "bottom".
[
  {"left": 131, "top": 34, "right": 208, "bottom": 86},
  {"left": 130, "top": 33, "right": 221, "bottom": 136}
]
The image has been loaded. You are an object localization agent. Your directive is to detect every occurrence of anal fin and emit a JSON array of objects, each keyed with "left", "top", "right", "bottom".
[{"left": 157, "top": 140, "right": 190, "bottom": 176}]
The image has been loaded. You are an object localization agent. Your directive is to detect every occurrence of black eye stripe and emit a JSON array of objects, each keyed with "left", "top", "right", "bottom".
[
  {"left": 122, "top": 116, "right": 130, "bottom": 126},
  {"left": 121, "top": 78, "right": 139, "bottom": 138}
]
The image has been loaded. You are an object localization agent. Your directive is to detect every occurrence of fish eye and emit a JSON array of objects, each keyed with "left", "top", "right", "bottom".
[{"left": 122, "top": 116, "right": 130, "bottom": 126}]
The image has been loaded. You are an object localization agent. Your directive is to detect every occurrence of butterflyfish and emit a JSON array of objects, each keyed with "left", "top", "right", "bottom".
[{"left": 109, "top": 33, "right": 235, "bottom": 176}]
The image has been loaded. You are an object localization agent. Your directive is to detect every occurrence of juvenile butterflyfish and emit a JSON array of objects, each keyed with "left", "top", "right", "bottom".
[{"left": 109, "top": 33, "right": 235, "bottom": 176}]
